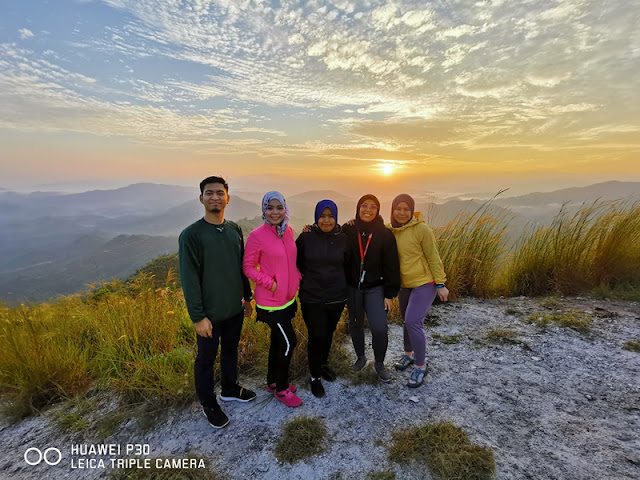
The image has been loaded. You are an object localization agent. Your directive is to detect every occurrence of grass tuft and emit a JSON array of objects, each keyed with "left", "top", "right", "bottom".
[
  {"left": 274, "top": 416, "right": 327, "bottom": 464},
  {"left": 367, "top": 471, "right": 396, "bottom": 480},
  {"left": 623, "top": 340, "right": 640, "bottom": 353},
  {"left": 387, "top": 421, "right": 495, "bottom": 480},
  {"left": 432, "top": 333, "right": 461, "bottom": 344},
  {"left": 540, "top": 297, "right": 562, "bottom": 309},
  {"left": 523, "top": 311, "right": 593, "bottom": 332},
  {"left": 485, "top": 329, "right": 519, "bottom": 342}
]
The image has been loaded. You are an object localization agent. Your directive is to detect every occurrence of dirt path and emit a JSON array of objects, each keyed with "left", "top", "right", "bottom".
[{"left": 1, "top": 296, "right": 639, "bottom": 479}]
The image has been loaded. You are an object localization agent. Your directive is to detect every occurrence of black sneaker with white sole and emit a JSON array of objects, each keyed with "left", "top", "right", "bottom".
[
  {"left": 202, "top": 405, "right": 229, "bottom": 428},
  {"left": 220, "top": 384, "right": 257, "bottom": 402}
]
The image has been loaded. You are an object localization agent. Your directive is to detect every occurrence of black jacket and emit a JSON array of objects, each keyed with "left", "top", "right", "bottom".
[
  {"left": 342, "top": 217, "right": 401, "bottom": 299},
  {"left": 296, "top": 225, "right": 350, "bottom": 304}
]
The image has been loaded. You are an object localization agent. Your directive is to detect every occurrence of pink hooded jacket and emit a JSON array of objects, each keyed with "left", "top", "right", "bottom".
[{"left": 243, "top": 223, "right": 301, "bottom": 308}]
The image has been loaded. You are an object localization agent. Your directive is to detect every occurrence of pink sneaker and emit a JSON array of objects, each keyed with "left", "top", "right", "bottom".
[
  {"left": 267, "top": 383, "right": 297, "bottom": 393},
  {"left": 274, "top": 388, "right": 302, "bottom": 407}
]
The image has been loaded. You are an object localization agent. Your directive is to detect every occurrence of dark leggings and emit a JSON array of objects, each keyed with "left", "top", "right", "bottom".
[
  {"left": 301, "top": 301, "right": 345, "bottom": 378},
  {"left": 194, "top": 312, "right": 244, "bottom": 408},
  {"left": 257, "top": 302, "right": 298, "bottom": 392},
  {"left": 347, "top": 285, "right": 388, "bottom": 363}
]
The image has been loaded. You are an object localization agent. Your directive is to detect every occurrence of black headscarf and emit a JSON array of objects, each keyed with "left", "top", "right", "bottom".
[{"left": 355, "top": 194, "right": 384, "bottom": 233}]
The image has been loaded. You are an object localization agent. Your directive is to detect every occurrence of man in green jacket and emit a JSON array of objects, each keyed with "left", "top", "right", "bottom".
[{"left": 179, "top": 176, "right": 256, "bottom": 429}]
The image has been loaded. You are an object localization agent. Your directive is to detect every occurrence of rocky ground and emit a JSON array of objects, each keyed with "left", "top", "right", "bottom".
[{"left": 1, "top": 296, "right": 639, "bottom": 480}]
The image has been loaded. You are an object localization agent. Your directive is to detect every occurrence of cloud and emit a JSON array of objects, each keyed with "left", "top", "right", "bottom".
[
  {"left": 1, "top": 0, "right": 638, "bottom": 176},
  {"left": 18, "top": 28, "right": 34, "bottom": 39}
]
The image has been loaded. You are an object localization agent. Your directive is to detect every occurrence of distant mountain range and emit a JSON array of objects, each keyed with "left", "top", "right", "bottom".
[
  {"left": 496, "top": 181, "right": 640, "bottom": 206},
  {"left": 1, "top": 180, "right": 638, "bottom": 303},
  {"left": 0, "top": 234, "right": 177, "bottom": 303}
]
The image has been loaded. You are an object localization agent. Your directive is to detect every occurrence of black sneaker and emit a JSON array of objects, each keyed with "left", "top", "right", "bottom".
[
  {"left": 220, "top": 384, "right": 257, "bottom": 402},
  {"left": 310, "top": 378, "right": 325, "bottom": 398},
  {"left": 374, "top": 362, "right": 393, "bottom": 383},
  {"left": 320, "top": 365, "right": 337, "bottom": 382},
  {"left": 202, "top": 405, "right": 229, "bottom": 429}
]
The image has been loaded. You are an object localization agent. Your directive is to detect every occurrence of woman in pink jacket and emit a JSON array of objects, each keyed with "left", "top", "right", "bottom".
[{"left": 243, "top": 191, "right": 302, "bottom": 407}]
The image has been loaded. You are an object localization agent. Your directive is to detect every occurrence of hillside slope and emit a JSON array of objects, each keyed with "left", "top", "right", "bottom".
[{"left": 1, "top": 296, "right": 638, "bottom": 479}]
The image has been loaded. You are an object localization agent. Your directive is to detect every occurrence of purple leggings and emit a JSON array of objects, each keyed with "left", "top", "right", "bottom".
[{"left": 398, "top": 283, "right": 437, "bottom": 366}]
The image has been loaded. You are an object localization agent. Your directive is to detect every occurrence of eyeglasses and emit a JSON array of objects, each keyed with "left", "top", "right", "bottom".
[{"left": 360, "top": 203, "right": 378, "bottom": 210}]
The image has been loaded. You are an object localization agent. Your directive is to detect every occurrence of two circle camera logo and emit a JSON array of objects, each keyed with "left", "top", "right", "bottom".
[{"left": 24, "top": 447, "right": 62, "bottom": 466}]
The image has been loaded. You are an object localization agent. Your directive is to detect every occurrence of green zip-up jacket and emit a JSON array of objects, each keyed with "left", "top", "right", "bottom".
[{"left": 179, "top": 218, "right": 252, "bottom": 324}]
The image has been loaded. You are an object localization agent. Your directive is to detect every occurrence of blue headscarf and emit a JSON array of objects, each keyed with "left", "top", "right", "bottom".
[
  {"left": 261, "top": 191, "right": 290, "bottom": 237},
  {"left": 314, "top": 199, "right": 338, "bottom": 226}
]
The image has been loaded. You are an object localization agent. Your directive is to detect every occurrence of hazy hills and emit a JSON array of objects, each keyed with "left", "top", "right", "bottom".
[
  {"left": 1, "top": 180, "right": 638, "bottom": 303},
  {"left": 0, "top": 234, "right": 177, "bottom": 303}
]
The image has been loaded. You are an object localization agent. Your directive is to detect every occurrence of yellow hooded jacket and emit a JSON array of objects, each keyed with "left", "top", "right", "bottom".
[{"left": 386, "top": 212, "right": 446, "bottom": 289}]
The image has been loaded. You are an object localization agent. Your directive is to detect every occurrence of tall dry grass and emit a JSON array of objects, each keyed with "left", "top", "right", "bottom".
[
  {"left": 0, "top": 270, "right": 347, "bottom": 416},
  {"left": 435, "top": 201, "right": 511, "bottom": 298},
  {"left": 501, "top": 201, "right": 640, "bottom": 296},
  {"left": 0, "top": 272, "right": 196, "bottom": 416}
]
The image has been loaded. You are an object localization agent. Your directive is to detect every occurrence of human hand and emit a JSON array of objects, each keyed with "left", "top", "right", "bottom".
[
  {"left": 345, "top": 218, "right": 355, "bottom": 226},
  {"left": 195, "top": 317, "right": 213, "bottom": 338},
  {"left": 384, "top": 298, "right": 393, "bottom": 311},
  {"left": 437, "top": 286, "right": 449, "bottom": 302},
  {"left": 302, "top": 224, "right": 312, "bottom": 233},
  {"left": 243, "top": 300, "right": 253, "bottom": 317},
  {"left": 271, "top": 281, "right": 277, "bottom": 292}
]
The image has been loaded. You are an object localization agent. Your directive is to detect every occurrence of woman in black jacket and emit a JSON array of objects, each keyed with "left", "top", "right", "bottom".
[
  {"left": 342, "top": 194, "right": 400, "bottom": 382},
  {"left": 296, "top": 199, "right": 350, "bottom": 397}
]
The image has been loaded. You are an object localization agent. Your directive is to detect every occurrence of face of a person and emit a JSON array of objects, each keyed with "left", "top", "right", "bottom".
[
  {"left": 393, "top": 201, "right": 412, "bottom": 225},
  {"left": 318, "top": 207, "right": 336, "bottom": 233},
  {"left": 265, "top": 198, "right": 285, "bottom": 225},
  {"left": 358, "top": 200, "right": 378, "bottom": 223},
  {"left": 200, "top": 182, "right": 229, "bottom": 213}
]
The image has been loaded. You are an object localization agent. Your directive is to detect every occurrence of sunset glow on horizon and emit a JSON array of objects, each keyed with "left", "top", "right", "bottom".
[{"left": 1, "top": 0, "right": 639, "bottom": 194}]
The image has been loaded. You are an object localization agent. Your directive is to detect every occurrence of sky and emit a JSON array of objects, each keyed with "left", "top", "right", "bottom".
[{"left": 1, "top": 0, "right": 639, "bottom": 196}]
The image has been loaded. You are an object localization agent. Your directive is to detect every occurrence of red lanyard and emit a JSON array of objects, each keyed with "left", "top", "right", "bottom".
[{"left": 358, "top": 233, "right": 373, "bottom": 262}]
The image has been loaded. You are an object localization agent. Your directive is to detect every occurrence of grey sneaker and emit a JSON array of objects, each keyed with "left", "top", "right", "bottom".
[
  {"left": 407, "top": 366, "right": 427, "bottom": 388},
  {"left": 351, "top": 356, "right": 367, "bottom": 372},
  {"left": 374, "top": 362, "right": 392, "bottom": 383},
  {"left": 394, "top": 353, "right": 415, "bottom": 371}
]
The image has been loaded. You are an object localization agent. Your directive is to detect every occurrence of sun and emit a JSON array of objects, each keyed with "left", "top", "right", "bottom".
[{"left": 382, "top": 164, "right": 394, "bottom": 176}]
